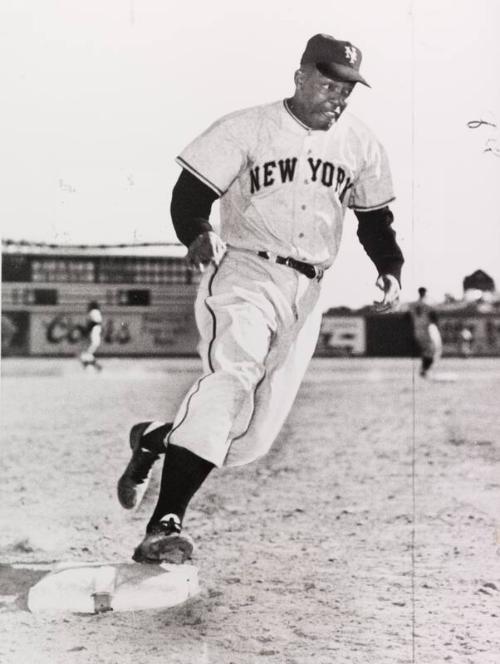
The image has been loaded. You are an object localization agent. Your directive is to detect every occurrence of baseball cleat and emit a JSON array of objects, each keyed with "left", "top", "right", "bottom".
[
  {"left": 132, "top": 515, "right": 194, "bottom": 564},
  {"left": 117, "top": 422, "right": 162, "bottom": 510}
]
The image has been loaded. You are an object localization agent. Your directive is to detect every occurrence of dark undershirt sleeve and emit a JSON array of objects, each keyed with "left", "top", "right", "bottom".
[
  {"left": 170, "top": 169, "right": 220, "bottom": 248},
  {"left": 354, "top": 206, "right": 404, "bottom": 286}
]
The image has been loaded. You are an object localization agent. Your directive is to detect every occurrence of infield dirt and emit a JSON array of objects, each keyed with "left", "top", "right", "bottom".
[{"left": 1, "top": 357, "right": 499, "bottom": 664}]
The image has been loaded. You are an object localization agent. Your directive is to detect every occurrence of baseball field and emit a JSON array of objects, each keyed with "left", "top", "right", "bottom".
[{"left": 1, "top": 357, "right": 499, "bottom": 664}]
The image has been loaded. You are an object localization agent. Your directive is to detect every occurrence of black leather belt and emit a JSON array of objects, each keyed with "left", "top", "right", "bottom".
[{"left": 257, "top": 251, "right": 323, "bottom": 281}]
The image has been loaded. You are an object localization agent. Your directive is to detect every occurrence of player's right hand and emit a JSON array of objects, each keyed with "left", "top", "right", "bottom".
[{"left": 187, "top": 231, "right": 227, "bottom": 271}]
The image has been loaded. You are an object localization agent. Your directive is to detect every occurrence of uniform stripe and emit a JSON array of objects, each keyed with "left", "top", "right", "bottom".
[
  {"left": 166, "top": 261, "right": 222, "bottom": 444},
  {"left": 168, "top": 254, "right": 268, "bottom": 464},
  {"left": 175, "top": 157, "right": 225, "bottom": 197},
  {"left": 204, "top": 263, "right": 222, "bottom": 372},
  {"left": 203, "top": 255, "right": 270, "bottom": 463},
  {"left": 166, "top": 374, "right": 211, "bottom": 444},
  {"left": 282, "top": 99, "right": 310, "bottom": 131},
  {"left": 350, "top": 196, "right": 396, "bottom": 211}
]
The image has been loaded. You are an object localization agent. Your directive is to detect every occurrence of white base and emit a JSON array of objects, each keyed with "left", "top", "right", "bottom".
[{"left": 27, "top": 561, "right": 199, "bottom": 614}]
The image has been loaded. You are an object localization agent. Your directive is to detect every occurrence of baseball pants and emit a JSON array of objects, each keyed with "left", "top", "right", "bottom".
[
  {"left": 167, "top": 248, "right": 324, "bottom": 467},
  {"left": 416, "top": 324, "right": 442, "bottom": 361}
]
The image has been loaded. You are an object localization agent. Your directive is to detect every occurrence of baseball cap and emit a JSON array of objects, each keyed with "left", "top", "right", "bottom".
[{"left": 300, "top": 33, "right": 370, "bottom": 87}]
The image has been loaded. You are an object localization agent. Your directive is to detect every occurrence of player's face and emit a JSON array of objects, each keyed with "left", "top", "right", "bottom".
[{"left": 294, "top": 68, "right": 355, "bottom": 130}]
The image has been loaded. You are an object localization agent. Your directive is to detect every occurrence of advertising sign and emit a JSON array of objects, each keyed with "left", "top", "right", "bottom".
[
  {"left": 30, "top": 311, "right": 199, "bottom": 356},
  {"left": 319, "top": 316, "right": 366, "bottom": 355}
]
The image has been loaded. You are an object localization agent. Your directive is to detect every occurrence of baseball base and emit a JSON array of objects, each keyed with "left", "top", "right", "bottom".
[{"left": 27, "top": 561, "right": 199, "bottom": 614}]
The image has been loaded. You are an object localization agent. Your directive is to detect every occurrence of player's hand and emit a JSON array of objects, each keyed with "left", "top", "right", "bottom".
[
  {"left": 373, "top": 274, "right": 400, "bottom": 313},
  {"left": 187, "top": 231, "right": 227, "bottom": 272}
]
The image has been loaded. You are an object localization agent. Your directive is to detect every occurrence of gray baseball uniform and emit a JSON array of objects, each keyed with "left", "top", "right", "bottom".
[{"left": 167, "top": 100, "right": 395, "bottom": 466}]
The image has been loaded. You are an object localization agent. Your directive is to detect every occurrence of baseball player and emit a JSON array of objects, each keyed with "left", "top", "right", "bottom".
[
  {"left": 409, "top": 287, "right": 442, "bottom": 377},
  {"left": 459, "top": 326, "right": 474, "bottom": 357},
  {"left": 117, "top": 33, "right": 404, "bottom": 564},
  {"left": 80, "top": 301, "right": 103, "bottom": 371}
]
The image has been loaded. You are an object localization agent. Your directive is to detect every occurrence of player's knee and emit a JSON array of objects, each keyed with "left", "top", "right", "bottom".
[{"left": 223, "top": 361, "right": 266, "bottom": 394}]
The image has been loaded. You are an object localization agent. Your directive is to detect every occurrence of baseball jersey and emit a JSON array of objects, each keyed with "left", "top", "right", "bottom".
[
  {"left": 88, "top": 309, "right": 102, "bottom": 326},
  {"left": 409, "top": 301, "right": 435, "bottom": 337},
  {"left": 177, "top": 100, "right": 395, "bottom": 269}
]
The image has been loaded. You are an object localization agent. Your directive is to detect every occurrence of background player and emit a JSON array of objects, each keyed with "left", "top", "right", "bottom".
[
  {"left": 80, "top": 300, "right": 103, "bottom": 371},
  {"left": 409, "top": 287, "right": 442, "bottom": 377},
  {"left": 117, "top": 33, "right": 404, "bottom": 564},
  {"left": 459, "top": 325, "right": 474, "bottom": 358}
]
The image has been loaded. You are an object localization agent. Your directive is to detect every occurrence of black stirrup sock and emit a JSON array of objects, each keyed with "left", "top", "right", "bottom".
[
  {"left": 421, "top": 357, "right": 433, "bottom": 372},
  {"left": 139, "top": 422, "right": 173, "bottom": 455},
  {"left": 148, "top": 444, "right": 215, "bottom": 529}
]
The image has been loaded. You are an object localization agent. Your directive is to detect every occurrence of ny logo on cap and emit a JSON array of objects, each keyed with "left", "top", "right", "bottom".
[{"left": 344, "top": 45, "right": 358, "bottom": 64}]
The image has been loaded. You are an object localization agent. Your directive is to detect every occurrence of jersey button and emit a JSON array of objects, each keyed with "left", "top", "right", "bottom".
[
  {"left": 301, "top": 204, "right": 307, "bottom": 210},
  {"left": 304, "top": 179, "right": 309, "bottom": 184},
  {"left": 298, "top": 232, "right": 305, "bottom": 238}
]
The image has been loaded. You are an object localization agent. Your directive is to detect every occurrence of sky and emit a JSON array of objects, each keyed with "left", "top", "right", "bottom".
[{"left": 1, "top": 0, "right": 499, "bottom": 308}]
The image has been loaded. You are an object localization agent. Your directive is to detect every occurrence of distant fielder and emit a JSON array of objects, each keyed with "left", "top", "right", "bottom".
[
  {"left": 117, "top": 33, "right": 404, "bottom": 564},
  {"left": 409, "top": 287, "right": 442, "bottom": 377},
  {"left": 80, "top": 301, "right": 103, "bottom": 371}
]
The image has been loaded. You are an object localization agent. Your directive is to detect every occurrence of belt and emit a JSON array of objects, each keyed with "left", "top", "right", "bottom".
[{"left": 257, "top": 251, "right": 324, "bottom": 281}]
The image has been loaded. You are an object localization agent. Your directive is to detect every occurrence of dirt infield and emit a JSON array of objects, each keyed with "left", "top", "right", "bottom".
[{"left": 1, "top": 357, "right": 499, "bottom": 664}]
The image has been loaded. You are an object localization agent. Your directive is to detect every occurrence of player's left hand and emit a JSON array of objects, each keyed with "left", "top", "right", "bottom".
[{"left": 373, "top": 274, "right": 400, "bottom": 313}]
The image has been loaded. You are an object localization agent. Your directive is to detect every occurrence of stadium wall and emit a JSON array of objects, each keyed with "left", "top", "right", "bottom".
[
  {"left": 1, "top": 243, "right": 202, "bottom": 357},
  {"left": 2, "top": 243, "right": 499, "bottom": 358},
  {"left": 4, "top": 307, "right": 500, "bottom": 358},
  {"left": 315, "top": 312, "right": 500, "bottom": 357},
  {"left": 1, "top": 288, "right": 200, "bottom": 357}
]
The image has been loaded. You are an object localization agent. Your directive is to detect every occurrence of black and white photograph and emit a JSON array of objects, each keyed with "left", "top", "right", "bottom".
[{"left": 1, "top": 1, "right": 499, "bottom": 662}]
